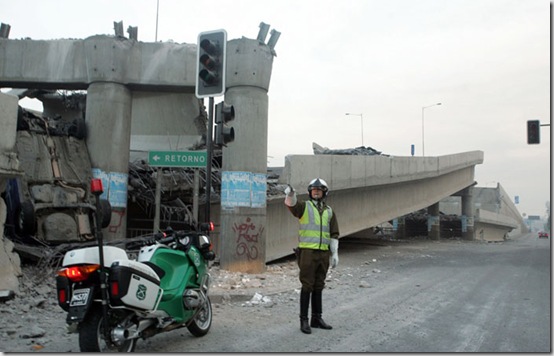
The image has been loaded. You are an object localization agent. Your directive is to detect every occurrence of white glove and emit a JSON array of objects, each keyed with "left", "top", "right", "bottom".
[
  {"left": 284, "top": 184, "right": 297, "bottom": 207},
  {"left": 284, "top": 184, "right": 295, "bottom": 196},
  {"left": 329, "top": 238, "right": 339, "bottom": 268}
]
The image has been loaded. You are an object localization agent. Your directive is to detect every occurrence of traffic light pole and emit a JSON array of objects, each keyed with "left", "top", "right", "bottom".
[
  {"left": 205, "top": 97, "right": 214, "bottom": 230},
  {"left": 195, "top": 29, "right": 227, "bottom": 233}
]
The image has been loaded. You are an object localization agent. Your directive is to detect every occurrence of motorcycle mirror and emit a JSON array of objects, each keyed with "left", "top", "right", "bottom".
[{"left": 199, "top": 222, "right": 214, "bottom": 232}]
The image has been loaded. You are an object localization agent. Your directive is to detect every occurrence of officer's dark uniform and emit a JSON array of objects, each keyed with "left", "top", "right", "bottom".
[{"left": 285, "top": 178, "right": 339, "bottom": 334}]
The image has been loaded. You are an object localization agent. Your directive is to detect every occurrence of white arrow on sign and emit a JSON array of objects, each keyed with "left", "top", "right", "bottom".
[{"left": 152, "top": 155, "right": 161, "bottom": 162}]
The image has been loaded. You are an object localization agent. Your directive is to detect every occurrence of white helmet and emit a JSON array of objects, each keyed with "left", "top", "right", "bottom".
[{"left": 308, "top": 178, "right": 329, "bottom": 200}]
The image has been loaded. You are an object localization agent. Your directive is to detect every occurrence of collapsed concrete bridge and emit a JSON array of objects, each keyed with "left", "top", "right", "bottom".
[{"left": 0, "top": 25, "right": 522, "bottom": 278}]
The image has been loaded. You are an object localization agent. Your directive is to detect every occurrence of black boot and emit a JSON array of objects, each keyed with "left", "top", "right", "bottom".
[
  {"left": 310, "top": 290, "right": 332, "bottom": 330},
  {"left": 300, "top": 290, "right": 311, "bottom": 334}
]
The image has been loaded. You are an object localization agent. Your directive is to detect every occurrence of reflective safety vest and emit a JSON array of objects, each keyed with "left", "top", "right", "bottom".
[{"left": 298, "top": 200, "right": 333, "bottom": 250}]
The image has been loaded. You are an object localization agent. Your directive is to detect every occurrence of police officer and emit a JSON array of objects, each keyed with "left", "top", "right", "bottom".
[{"left": 284, "top": 178, "right": 339, "bottom": 334}]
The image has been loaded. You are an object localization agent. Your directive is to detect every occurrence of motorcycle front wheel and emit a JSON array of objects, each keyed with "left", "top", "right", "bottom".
[
  {"left": 187, "top": 296, "right": 212, "bottom": 337},
  {"left": 79, "top": 306, "right": 137, "bottom": 352}
]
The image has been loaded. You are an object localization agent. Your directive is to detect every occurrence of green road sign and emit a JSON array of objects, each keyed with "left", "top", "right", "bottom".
[{"left": 148, "top": 151, "right": 207, "bottom": 168}]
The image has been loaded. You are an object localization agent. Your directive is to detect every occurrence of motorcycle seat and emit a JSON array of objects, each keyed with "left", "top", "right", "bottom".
[{"left": 141, "top": 261, "right": 166, "bottom": 279}]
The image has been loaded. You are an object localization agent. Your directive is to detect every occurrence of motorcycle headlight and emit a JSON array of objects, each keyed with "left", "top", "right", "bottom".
[{"left": 179, "top": 235, "right": 191, "bottom": 247}]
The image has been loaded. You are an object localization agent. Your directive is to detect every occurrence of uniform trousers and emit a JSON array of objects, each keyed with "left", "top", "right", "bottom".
[{"left": 298, "top": 248, "right": 330, "bottom": 292}]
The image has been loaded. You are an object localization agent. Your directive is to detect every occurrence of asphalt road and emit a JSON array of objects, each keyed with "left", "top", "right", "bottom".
[
  {"left": 136, "top": 233, "right": 550, "bottom": 353},
  {"left": 7, "top": 233, "right": 546, "bottom": 352}
]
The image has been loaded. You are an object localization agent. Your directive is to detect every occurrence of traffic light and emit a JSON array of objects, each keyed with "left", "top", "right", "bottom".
[
  {"left": 214, "top": 102, "right": 235, "bottom": 147},
  {"left": 527, "top": 120, "right": 540, "bottom": 144},
  {"left": 195, "top": 29, "right": 227, "bottom": 98}
]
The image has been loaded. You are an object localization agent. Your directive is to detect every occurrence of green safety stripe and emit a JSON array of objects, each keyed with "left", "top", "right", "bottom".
[
  {"left": 299, "top": 242, "right": 329, "bottom": 250},
  {"left": 299, "top": 202, "right": 332, "bottom": 233},
  {"left": 299, "top": 201, "right": 331, "bottom": 250}
]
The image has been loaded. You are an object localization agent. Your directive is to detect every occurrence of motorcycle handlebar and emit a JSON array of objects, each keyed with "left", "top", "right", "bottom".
[
  {"left": 149, "top": 230, "right": 211, "bottom": 248},
  {"left": 153, "top": 232, "right": 165, "bottom": 240},
  {"left": 155, "top": 231, "right": 189, "bottom": 245},
  {"left": 157, "top": 235, "right": 176, "bottom": 245}
]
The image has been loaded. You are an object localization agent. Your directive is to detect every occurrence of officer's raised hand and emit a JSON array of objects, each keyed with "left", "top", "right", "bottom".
[{"left": 284, "top": 184, "right": 297, "bottom": 207}]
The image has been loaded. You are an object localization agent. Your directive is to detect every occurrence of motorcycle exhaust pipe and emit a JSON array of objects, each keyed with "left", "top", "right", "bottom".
[{"left": 112, "top": 319, "right": 156, "bottom": 343}]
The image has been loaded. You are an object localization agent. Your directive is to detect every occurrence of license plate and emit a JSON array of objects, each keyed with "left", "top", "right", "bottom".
[{"left": 70, "top": 288, "right": 90, "bottom": 307}]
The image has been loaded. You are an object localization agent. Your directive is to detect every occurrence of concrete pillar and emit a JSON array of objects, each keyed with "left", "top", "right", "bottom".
[
  {"left": 85, "top": 82, "right": 132, "bottom": 241},
  {"left": 81, "top": 36, "right": 136, "bottom": 241},
  {"left": 0, "top": 92, "right": 22, "bottom": 294},
  {"left": 428, "top": 202, "right": 440, "bottom": 240},
  {"left": 461, "top": 186, "right": 475, "bottom": 240},
  {"left": 393, "top": 217, "right": 405, "bottom": 239},
  {"left": 218, "top": 38, "right": 274, "bottom": 273}
]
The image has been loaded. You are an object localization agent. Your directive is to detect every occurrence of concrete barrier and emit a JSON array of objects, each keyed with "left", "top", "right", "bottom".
[{"left": 475, "top": 209, "right": 518, "bottom": 241}]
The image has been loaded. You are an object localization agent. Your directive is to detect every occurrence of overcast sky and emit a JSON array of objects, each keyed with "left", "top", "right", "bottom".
[{"left": 2, "top": 0, "right": 551, "bottom": 217}]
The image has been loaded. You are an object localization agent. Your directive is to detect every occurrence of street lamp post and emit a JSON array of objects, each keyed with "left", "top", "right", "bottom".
[
  {"left": 345, "top": 113, "right": 364, "bottom": 146},
  {"left": 421, "top": 103, "right": 441, "bottom": 156}
]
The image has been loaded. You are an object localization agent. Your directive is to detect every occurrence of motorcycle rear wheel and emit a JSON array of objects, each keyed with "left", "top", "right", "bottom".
[
  {"left": 79, "top": 306, "right": 137, "bottom": 352},
  {"left": 187, "top": 296, "right": 212, "bottom": 337}
]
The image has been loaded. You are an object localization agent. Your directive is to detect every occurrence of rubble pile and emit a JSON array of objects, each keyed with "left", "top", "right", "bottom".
[
  {"left": 312, "top": 142, "right": 387, "bottom": 156},
  {"left": 0, "top": 265, "right": 76, "bottom": 351},
  {"left": 210, "top": 258, "right": 300, "bottom": 296}
]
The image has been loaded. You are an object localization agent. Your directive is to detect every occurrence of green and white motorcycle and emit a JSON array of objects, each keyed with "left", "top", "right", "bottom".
[{"left": 55, "top": 179, "right": 215, "bottom": 352}]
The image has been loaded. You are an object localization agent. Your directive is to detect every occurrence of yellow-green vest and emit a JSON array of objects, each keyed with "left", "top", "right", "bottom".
[{"left": 298, "top": 200, "right": 332, "bottom": 250}]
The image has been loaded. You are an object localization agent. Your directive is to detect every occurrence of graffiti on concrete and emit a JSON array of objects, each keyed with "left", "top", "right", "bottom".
[
  {"left": 233, "top": 217, "right": 264, "bottom": 261},
  {"left": 108, "top": 209, "right": 125, "bottom": 234}
]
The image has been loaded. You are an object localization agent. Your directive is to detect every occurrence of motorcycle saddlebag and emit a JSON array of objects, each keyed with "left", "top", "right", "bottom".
[{"left": 109, "top": 260, "right": 163, "bottom": 310}]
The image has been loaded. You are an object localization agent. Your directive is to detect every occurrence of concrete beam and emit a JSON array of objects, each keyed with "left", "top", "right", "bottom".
[
  {"left": 0, "top": 36, "right": 197, "bottom": 91},
  {"left": 260, "top": 152, "right": 483, "bottom": 261},
  {"left": 280, "top": 151, "right": 484, "bottom": 192},
  {"left": 475, "top": 208, "right": 518, "bottom": 229}
]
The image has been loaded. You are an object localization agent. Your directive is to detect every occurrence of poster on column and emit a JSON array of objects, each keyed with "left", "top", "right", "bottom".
[
  {"left": 221, "top": 171, "right": 251, "bottom": 208},
  {"left": 91, "top": 168, "right": 128, "bottom": 208},
  {"left": 221, "top": 171, "right": 267, "bottom": 208},
  {"left": 107, "top": 172, "right": 128, "bottom": 208},
  {"left": 251, "top": 173, "right": 267, "bottom": 208}
]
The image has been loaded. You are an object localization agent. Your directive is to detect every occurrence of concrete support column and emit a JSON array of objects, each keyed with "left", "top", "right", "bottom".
[
  {"left": 428, "top": 202, "right": 440, "bottom": 240},
  {"left": 218, "top": 38, "right": 274, "bottom": 273},
  {"left": 0, "top": 93, "right": 22, "bottom": 294},
  {"left": 82, "top": 35, "right": 135, "bottom": 241},
  {"left": 86, "top": 82, "right": 132, "bottom": 241},
  {"left": 461, "top": 186, "right": 475, "bottom": 240},
  {"left": 393, "top": 217, "right": 405, "bottom": 239}
]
